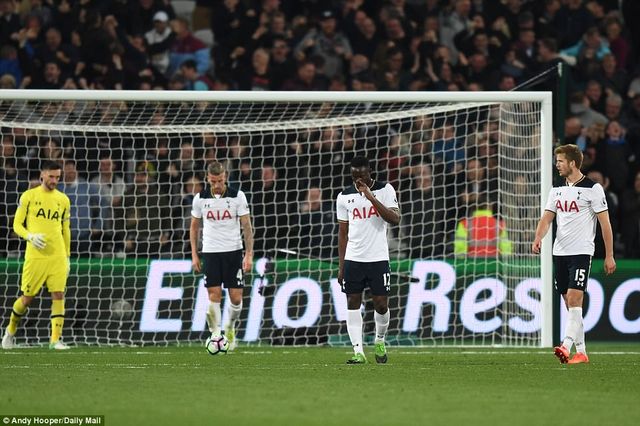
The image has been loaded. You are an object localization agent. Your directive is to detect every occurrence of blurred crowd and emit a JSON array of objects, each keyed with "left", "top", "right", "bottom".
[{"left": 1, "top": 0, "right": 640, "bottom": 259}]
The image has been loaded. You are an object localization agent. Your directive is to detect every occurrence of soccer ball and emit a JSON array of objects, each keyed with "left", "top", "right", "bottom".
[
  {"left": 109, "top": 299, "right": 133, "bottom": 321},
  {"left": 205, "top": 335, "right": 229, "bottom": 355}
]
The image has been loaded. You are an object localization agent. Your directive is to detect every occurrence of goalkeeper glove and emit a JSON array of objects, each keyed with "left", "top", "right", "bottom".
[{"left": 26, "top": 233, "right": 46, "bottom": 250}]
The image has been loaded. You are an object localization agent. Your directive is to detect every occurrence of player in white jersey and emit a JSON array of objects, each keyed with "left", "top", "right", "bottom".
[
  {"left": 532, "top": 144, "right": 616, "bottom": 365},
  {"left": 336, "top": 156, "right": 400, "bottom": 364},
  {"left": 190, "top": 162, "right": 254, "bottom": 350}
]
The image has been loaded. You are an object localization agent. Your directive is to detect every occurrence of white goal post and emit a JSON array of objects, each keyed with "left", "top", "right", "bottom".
[{"left": 0, "top": 90, "right": 553, "bottom": 347}]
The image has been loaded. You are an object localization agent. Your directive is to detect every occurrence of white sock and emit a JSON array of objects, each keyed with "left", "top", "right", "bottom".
[
  {"left": 562, "top": 307, "right": 582, "bottom": 351},
  {"left": 225, "top": 302, "right": 243, "bottom": 331},
  {"left": 374, "top": 309, "right": 390, "bottom": 342},
  {"left": 207, "top": 302, "right": 221, "bottom": 335},
  {"left": 347, "top": 309, "right": 364, "bottom": 355},
  {"left": 574, "top": 314, "right": 586, "bottom": 354}
]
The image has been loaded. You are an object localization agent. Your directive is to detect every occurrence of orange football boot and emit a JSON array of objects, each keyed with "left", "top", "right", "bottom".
[
  {"left": 554, "top": 345, "right": 570, "bottom": 364},
  {"left": 568, "top": 353, "right": 589, "bottom": 364}
]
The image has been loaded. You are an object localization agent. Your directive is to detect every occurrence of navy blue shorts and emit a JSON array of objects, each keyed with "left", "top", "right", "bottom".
[
  {"left": 342, "top": 260, "right": 391, "bottom": 296},
  {"left": 202, "top": 250, "right": 244, "bottom": 289},
  {"left": 553, "top": 255, "right": 592, "bottom": 294}
]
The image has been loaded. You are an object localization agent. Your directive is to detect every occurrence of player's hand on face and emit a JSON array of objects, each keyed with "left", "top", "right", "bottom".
[
  {"left": 27, "top": 233, "right": 46, "bottom": 250},
  {"left": 192, "top": 254, "right": 201, "bottom": 273},
  {"left": 355, "top": 179, "right": 372, "bottom": 198},
  {"left": 604, "top": 256, "right": 616, "bottom": 275}
]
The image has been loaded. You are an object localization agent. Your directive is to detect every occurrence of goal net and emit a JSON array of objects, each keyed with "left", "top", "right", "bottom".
[{"left": 0, "top": 90, "right": 552, "bottom": 347}]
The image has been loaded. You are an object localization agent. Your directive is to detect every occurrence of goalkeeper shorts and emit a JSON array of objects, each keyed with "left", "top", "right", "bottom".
[{"left": 21, "top": 257, "right": 68, "bottom": 296}]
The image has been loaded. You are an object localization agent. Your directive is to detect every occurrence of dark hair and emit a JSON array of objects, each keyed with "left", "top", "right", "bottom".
[
  {"left": 555, "top": 144, "right": 584, "bottom": 169},
  {"left": 41, "top": 160, "right": 62, "bottom": 171},
  {"left": 180, "top": 59, "right": 197, "bottom": 71},
  {"left": 351, "top": 156, "right": 369, "bottom": 169}
]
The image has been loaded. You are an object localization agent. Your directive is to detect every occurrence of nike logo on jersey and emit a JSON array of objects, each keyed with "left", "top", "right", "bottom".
[
  {"left": 555, "top": 200, "right": 579, "bottom": 212},
  {"left": 352, "top": 206, "right": 379, "bottom": 219},
  {"left": 206, "top": 210, "right": 232, "bottom": 220}
]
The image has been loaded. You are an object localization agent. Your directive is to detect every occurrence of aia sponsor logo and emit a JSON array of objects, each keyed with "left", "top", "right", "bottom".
[
  {"left": 352, "top": 206, "right": 379, "bottom": 219},
  {"left": 206, "top": 210, "right": 232, "bottom": 220},
  {"left": 555, "top": 200, "right": 579, "bottom": 212}
]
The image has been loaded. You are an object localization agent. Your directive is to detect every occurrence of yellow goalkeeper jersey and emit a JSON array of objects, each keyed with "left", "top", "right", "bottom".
[{"left": 13, "top": 186, "right": 71, "bottom": 260}]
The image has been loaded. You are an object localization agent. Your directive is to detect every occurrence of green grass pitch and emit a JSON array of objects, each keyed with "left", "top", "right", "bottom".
[{"left": 1, "top": 343, "right": 639, "bottom": 426}]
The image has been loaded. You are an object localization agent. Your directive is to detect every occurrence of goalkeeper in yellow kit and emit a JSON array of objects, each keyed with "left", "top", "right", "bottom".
[{"left": 2, "top": 161, "right": 72, "bottom": 350}]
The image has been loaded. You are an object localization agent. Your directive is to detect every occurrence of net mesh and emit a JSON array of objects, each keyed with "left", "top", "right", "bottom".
[{"left": 0, "top": 96, "right": 544, "bottom": 346}]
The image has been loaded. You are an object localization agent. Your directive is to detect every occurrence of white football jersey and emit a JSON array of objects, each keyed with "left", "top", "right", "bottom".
[
  {"left": 544, "top": 176, "right": 608, "bottom": 256},
  {"left": 192, "top": 186, "right": 250, "bottom": 253},
  {"left": 336, "top": 181, "right": 399, "bottom": 262}
]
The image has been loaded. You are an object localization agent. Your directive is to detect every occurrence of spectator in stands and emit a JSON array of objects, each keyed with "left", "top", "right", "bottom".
[
  {"left": 595, "top": 53, "right": 628, "bottom": 97},
  {"left": 604, "top": 17, "right": 629, "bottom": 70},
  {"left": 281, "top": 60, "right": 327, "bottom": 90},
  {"left": 570, "top": 91, "right": 608, "bottom": 128},
  {"left": 211, "top": 0, "right": 251, "bottom": 62},
  {"left": 400, "top": 163, "right": 448, "bottom": 258},
  {"left": 174, "top": 174, "right": 203, "bottom": 255},
  {"left": 432, "top": 122, "right": 465, "bottom": 173},
  {"left": 250, "top": 163, "right": 288, "bottom": 255},
  {"left": 537, "top": 0, "right": 562, "bottom": 40},
  {"left": 61, "top": 159, "right": 104, "bottom": 254},
  {"left": 375, "top": 47, "right": 412, "bottom": 91},
  {"left": 234, "top": 47, "right": 272, "bottom": 90},
  {"left": 145, "top": 11, "right": 173, "bottom": 76},
  {"left": 585, "top": 79, "right": 606, "bottom": 114},
  {"left": 556, "top": 0, "right": 596, "bottom": 49},
  {"left": 291, "top": 186, "right": 335, "bottom": 258},
  {"left": 604, "top": 93, "right": 625, "bottom": 124},
  {"left": 621, "top": 171, "right": 640, "bottom": 257},
  {"left": 597, "top": 120, "right": 633, "bottom": 195},
  {"left": 349, "top": 14, "right": 379, "bottom": 60},
  {"left": 167, "top": 141, "right": 204, "bottom": 190},
  {"left": 458, "top": 158, "right": 497, "bottom": 216},
  {"left": 124, "top": 0, "right": 174, "bottom": 36},
  {"left": 180, "top": 59, "right": 212, "bottom": 90},
  {"left": 121, "top": 161, "right": 172, "bottom": 255},
  {"left": 294, "top": 10, "right": 352, "bottom": 79},
  {"left": 90, "top": 157, "right": 126, "bottom": 252},
  {"left": 439, "top": 0, "right": 472, "bottom": 62},
  {"left": 587, "top": 169, "right": 620, "bottom": 257},
  {"left": 0, "top": 0, "right": 21, "bottom": 47},
  {"left": 0, "top": 136, "right": 28, "bottom": 256},
  {"left": 29, "top": 60, "right": 74, "bottom": 89},
  {"left": 269, "top": 36, "right": 295, "bottom": 90},
  {"left": 33, "top": 27, "right": 78, "bottom": 79},
  {"left": 251, "top": 11, "right": 291, "bottom": 50},
  {"left": 168, "top": 17, "right": 210, "bottom": 77}
]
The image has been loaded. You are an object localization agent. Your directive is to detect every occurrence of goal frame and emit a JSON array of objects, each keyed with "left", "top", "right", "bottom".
[{"left": 0, "top": 89, "right": 554, "bottom": 347}]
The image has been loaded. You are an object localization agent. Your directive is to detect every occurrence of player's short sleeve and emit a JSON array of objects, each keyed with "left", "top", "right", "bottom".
[
  {"left": 191, "top": 193, "right": 202, "bottom": 218},
  {"left": 544, "top": 187, "right": 557, "bottom": 213},
  {"left": 591, "top": 183, "right": 608, "bottom": 214},
  {"left": 237, "top": 191, "right": 250, "bottom": 216},
  {"left": 336, "top": 193, "right": 348, "bottom": 222},
  {"left": 384, "top": 184, "right": 399, "bottom": 209}
]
